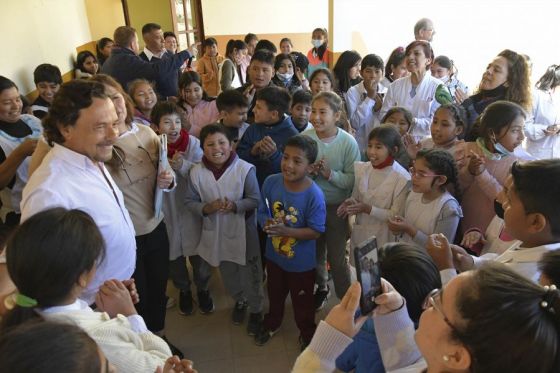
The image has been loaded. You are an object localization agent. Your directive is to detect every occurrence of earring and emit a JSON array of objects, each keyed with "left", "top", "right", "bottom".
[{"left": 443, "top": 355, "right": 450, "bottom": 362}]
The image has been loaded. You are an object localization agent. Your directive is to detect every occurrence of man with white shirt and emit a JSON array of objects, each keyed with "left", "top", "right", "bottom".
[
  {"left": 20, "top": 80, "right": 137, "bottom": 305},
  {"left": 139, "top": 23, "right": 167, "bottom": 62}
]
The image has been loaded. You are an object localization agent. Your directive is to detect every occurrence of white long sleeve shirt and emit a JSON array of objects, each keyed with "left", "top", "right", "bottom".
[
  {"left": 20, "top": 143, "right": 136, "bottom": 304},
  {"left": 525, "top": 88, "right": 560, "bottom": 159}
]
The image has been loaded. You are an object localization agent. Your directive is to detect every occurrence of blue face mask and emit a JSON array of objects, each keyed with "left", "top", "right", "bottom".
[{"left": 493, "top": 141, "right": 513, "bottom": 157}]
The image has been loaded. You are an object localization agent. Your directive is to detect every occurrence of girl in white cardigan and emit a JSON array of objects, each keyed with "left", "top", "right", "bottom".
[{"left": 0, "top": 208, "right": 178, "bottom": 373}]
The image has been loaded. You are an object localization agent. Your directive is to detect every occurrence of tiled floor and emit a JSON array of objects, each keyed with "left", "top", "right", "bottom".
[{"left": 164, "top": 268, "right": 339, "bottom": 373}]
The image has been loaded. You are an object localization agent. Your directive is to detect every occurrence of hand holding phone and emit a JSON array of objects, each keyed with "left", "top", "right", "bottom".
[{"left": 354, "top": 237, "right": 382, "bottom": 315}]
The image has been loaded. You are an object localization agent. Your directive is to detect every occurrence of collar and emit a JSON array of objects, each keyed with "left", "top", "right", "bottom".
[
  {"left": 372, "top": 155, "right": 394, "bottom": 169},
  {"left": 143, "top": 47, "right": 166, "bottom": 61},
  {"left": 40, "top": 299, "right": 91, "bottom": 314},
  {"left": 475, "top": 137, "right": 506, "bottom": 160},
  {"left": 51, "top": 143, "right": 102, "bottom": 171}
]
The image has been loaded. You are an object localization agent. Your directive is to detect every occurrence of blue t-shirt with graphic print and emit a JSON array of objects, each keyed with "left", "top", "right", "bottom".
[{"left": 258, "top": 173, "right": 326, "bottom": 272}]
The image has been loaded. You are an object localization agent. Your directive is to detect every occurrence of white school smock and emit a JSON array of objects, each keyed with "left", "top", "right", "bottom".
[
  {"left": 0, "top": 114, "right": 42, "bottom": 219},
  {"left": 350, "top": 161, "right": 410, "bottom": 248},
  {"left": 345, "top": 81, "right": 388, "bottom": 152},
  {"left": 380, "top": 74, "right": 441, "bottom": 140},
  {"left": 188, "top": 157, "right": 254, "bottom": 266},
  {"left": 525, "top": 88, "right": 560, "bottom": 159},
  {"left": 402, "top": 191, "right": 455, "bottom": 244},
  {"left": 162, "top": 135, "right": 203, "bottom": 260}
]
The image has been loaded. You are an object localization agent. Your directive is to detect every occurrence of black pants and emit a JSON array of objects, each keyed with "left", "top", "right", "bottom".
[{"left": 133, "top": 221, "right": 170, "bottom": 333}]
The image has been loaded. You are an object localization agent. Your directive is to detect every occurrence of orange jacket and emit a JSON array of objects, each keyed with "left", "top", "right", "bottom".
[{"left": 196, "top": 54, "right": 225, "bottom": 97}]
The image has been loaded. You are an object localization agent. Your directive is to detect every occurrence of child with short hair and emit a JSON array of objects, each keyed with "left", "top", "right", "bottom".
[
  {"left": 303, "top": 91, "right": 360, "bottom": 308},
  {"left": 237, "top": 86, "right": 298, "bottom": 186},
  {"left": 185, "top": 124, "right": 264, "bottom": 335},
  {"left": 177, "top": 71, "right": 220, "bottom": 138},
  {"left": 196, "top": 37, "right": 224, "bottom": 97},
  {"left": 429, "top": 159, "right": 560, "bottom": 284},
  {"left": 290, "top": 90, "right": 313, "bottom": 133},
  {"left": 151, "top": 101, "right": 211, "bottom": 316},
  {"left": 215, "top": 89, "right": 250, "bottom": 147},
  {"left": 237, "top": 49, "right": 275, "bottom": 123},
  {"left": 345, "top": 54, "right": 387, "bottom": 153},
  {"left": 388, "top": 148, "right": 462, "bottom": 247},
  {"left": 307, "top": 28, "right": 331, "bottom": 78},
  {"left": 255, "top": 135, "right": 326, "bottom": 349},
  {"left": 0, "top": 208, "right": 174, "bottom": 372},
  {"left": 31, "top": 63, "right": 62, "bottom": 119},
  {"left": 129, "top": 79, "right": 158, "bottom": 126},
  {"left": 337, "top": 125, "right": 411, "bottom": 248}
]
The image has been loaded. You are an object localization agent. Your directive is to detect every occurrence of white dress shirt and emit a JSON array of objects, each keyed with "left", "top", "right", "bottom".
[{"left": 21, "top": 143, "right": 136, "bottom": 304}]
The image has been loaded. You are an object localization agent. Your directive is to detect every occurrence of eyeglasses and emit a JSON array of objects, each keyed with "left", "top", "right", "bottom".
[
  {"left": 409, "top": 167, "right": 444, "bottom": 178},
  {"left": 423, "top": 289, "right": 460, "bottom": 333}
]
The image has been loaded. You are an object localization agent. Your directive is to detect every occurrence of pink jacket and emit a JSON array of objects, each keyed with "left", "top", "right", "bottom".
[
  {"left": 179, "top": 100, "right": 220, "bottom": 138},
  {"left": 458, "top": 141, "right": 520, "bottom": 234}
]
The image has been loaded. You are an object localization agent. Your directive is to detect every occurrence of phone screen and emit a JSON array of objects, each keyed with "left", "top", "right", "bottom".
[{"left": 354, "top": 238, "right": 381, "bottom": 315}]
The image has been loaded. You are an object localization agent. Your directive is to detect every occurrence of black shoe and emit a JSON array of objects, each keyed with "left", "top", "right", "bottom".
[
  {"left": 232, "top": 300, "right": 248, "bottom": 325},
  {"left": 298, "top": 335, "right": 310, "bottom": 352},
  {"left": 197, "top": 290, "right": 215, "bottom": 314},
  {"left": 178, "top": 290, "right": 194, "bottom": 316},
  {"left": 254, "top": 326, "right": 279, "bottom": 346},
  {"left": 246, "top": 312, "right": 262, "bottom": 336},
  {"left": 314, "top": 286, "right": 330, "bottom": 311},
  {"left": 162, "top": 336, "right": 184, "bottom": 359}
]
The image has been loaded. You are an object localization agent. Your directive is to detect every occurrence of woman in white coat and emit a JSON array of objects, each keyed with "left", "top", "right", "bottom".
[
  {"left": 525, "top": 64, "right": 560, "bottom": 159},
  {"left": 380, "top": 41, "right": 441, "bottom": 141}
]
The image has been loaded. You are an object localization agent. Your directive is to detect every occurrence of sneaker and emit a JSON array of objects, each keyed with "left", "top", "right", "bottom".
[
  {"left": 166, "top": 296, "right": 176, "bottom": 309},
  {"left": 314, "top": 286, "right": 330, "bottom": 311},
  {"left": 161, "top": 336, "right": 184, "bottom": 359},
  {"left": 178, "top": 290, "right": 194, "bottom": 316},
  {"left": 246, "top": 312, "right": 262, "bottom": 336},
  {"left": 254, "top": 326, "right": 279, "bottom": 346},
  {"left": 197, "top": 290, "right": 215, "bottom": 314},
  {"left": 232, "top": 300, "right": 248, "bottom": 325},
  {"left": 298, "top": 335, "right": 310, "bottom": 352}
]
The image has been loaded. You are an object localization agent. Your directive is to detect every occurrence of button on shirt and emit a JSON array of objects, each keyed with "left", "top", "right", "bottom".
[{"left": 21, "top": 143, "right": 137, "bottom": 304}]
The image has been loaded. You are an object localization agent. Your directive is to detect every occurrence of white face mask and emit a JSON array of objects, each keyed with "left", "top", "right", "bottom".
[
  {"left": 438, "top": 75, "right": 450, "bottom": 84},
  {"left": 276, "top": 72, "right": 294, "bottom": 82},
  {"left": 311, "top": 39, "right": 324, "bottom": 48}
]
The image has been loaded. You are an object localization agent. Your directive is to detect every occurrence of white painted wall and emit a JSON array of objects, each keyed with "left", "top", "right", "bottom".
[
  {"left": 201, "top": 0, "right": 329, "bottom": 35},
  {"left": 0, "top": 0, "right": 92, "bottom": 93},
  {"left": 333, "top": 0, "right": 560, "bottom": 91}
]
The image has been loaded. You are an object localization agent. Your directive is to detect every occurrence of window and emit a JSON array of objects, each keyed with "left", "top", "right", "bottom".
[{"left": 170, "top": 0, "right": 204, "bottom": 50}]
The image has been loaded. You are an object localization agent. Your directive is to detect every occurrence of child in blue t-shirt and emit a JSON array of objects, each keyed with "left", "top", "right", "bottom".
[{"left": 255, "top": 135, "right": 326, "bottom": 350}]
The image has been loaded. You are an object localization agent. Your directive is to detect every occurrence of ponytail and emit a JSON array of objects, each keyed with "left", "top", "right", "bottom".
[{"left": 535, "top": 64, "right": 560, "bottom": 91}]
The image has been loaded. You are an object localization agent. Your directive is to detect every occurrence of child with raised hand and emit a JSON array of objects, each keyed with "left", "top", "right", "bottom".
[
  {"left": 129, "top": 79, "right": 158, "bottom": 126},
  {"left": 31, "top": 63, "right": 62, "bottom": 119},
  {"left": 388, "top": 148, "right": 462, "bottom": 247},
  {"left": 237, "top": 49, "right": 275, "bottom": 124},
  {"left": 458, "top": 100, "right": 524, "bottom": 236},
  {"left": 337, "top": 125, "right": 411, "bottom": 248},
  {"left": 255, "top": 135, "right": 326, "bottom": 349},
  {"left": 404, "top": 104, "right": 467, "bottom": 167},
  {"left": 236, "top": 86, "right": 298, "bottom": 186},
  {"left": 185, "top": 124, "right": 264, "bottom": 335},
  {"left": 272, "top": 53, "right": 303, "bottom": 94},
  {"left": 303, "top": 92, "right": 360, "bottom": 308},
  {"left": 381, "top": 106, "right": 414, "bottom": 169},
  {"left": 0, "top": 208, "right": 174, "bottom": 373},
  {"left": 428, "top": 158, "right": 560, "bottom": 284},
  {"left": 196, "top": 37, "right": 224, "bottom": 97},
  {"left": 290, "top": 90, "right": 313, "bottom": 133},
  {"left": 307, "top": 28, "right": 331, "bottom": 78},
  {"left": 345, "top": 54, "right": 387, "bottom": 153},
  {"left": 216, "top": 89, "right": 250, "bottom": 147},
  {"left": 177, "top": 71, "right": 219, "bottom": 138},
  {"left": 151, "top": 101, "right": 209, "bottom": 316}
]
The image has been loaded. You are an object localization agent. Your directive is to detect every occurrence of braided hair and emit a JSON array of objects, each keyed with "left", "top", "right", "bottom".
[{"left": 435, "top": 104, "right": 467, "bottom": 140}]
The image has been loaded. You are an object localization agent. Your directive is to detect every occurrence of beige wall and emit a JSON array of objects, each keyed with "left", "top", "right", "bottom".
[
  {"left": 127, "top": 0, "right": 173, "bottom": 48},
  {"left": 0, "top": 0, "right": 92, "bottom": 94},
  {"left": 84, "top": 0, "right": 125, "bottom": 41}
]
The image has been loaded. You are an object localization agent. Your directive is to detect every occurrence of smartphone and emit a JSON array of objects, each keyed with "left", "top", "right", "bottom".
[{"left": 354, "top": 237, "right": 382, "bottom": 315}]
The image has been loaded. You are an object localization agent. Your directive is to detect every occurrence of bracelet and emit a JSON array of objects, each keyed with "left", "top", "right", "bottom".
[{"left": 391, "top": 297, "right": 406, "bottom": 312}]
